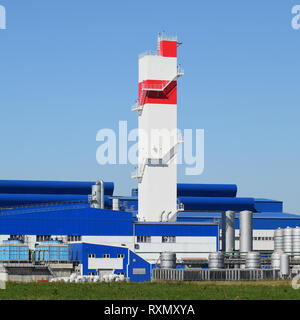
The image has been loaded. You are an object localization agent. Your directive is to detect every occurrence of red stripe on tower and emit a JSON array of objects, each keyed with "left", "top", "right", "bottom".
[
  {"left": 158, "top": 40, "right": 177, "bottom": 57},
  {"left": 138, "top": 80, "right": 177, "bottom": 105}
]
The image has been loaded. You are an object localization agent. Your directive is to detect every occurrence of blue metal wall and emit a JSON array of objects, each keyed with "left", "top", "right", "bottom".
[
  {"left": 135, "top": 222, "right": 218, "bottom": 237},
  {"left": 69, "top": 243, "right": 152, "bottom": 282},
  {"left": 0, "top": 207, "right": 133, "bottom": 236}
]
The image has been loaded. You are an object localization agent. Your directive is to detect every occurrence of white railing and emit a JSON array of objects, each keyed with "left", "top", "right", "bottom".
[{"left": 138, "top": 50, "right": 157, "bottom": 59}]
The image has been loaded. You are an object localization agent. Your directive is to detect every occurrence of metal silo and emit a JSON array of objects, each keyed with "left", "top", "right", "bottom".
[
  {"left": 283, "top": 227, "right": 293, "bottom": 255},
  {"left": 271, "top": 251, "right": 283, "bottom": 270},
  {"left": 274, "top": 228, "right": 283, "bottom": 252},
  {"left": 280, "top": 253, "right": 290, "bottom": 278},
  {"left": 245, "top": 252, "right": 260, "bottom": 269},
  {"left": 239, "top": 210, "right": 253, "bottom": 255},
  {"left": 292, "top": 227, "right": 300, "bottom": 257},
  {"left": 222, "top": 211, "right": 235, "bottom": 253},
  {"left": 160, "top": 252, "right": 176, "bottom": 269},
  {"left": 208, "top": 252, "right": 224, "bottom": 269}
]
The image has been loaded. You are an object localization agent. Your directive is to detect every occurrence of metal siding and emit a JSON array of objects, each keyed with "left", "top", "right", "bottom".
[
  {"left": 0, "top": 208, "right": 133, "bottom": 236},
  {"left": 135, "top": 223, "right": 218, "bottom": 237}
]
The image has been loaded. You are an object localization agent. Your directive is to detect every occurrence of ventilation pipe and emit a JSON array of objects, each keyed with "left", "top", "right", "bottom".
[
  {"left": 112, "top": 198, "right": 120, "bottom": 211},
  {"left": 239, "top": 210, "right": 253, "bottom": 255},
  {"left": 222, "top": 210, "right": 235, "bottom": 254},
  {"left": 90, "top": 180, "right": 104, "bottom": 209}
]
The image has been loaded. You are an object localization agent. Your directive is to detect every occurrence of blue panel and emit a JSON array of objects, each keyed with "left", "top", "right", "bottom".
[
  {"left": 178, "top": 197, "right": 255, "bottom": 212},
  {"left": 0, "top": 208, "right": 133, "bottom": 236},
  {"left": 135, "top": 223, "right": 218, "bottom": 237},
  {"left": 177, "top": 184, "right": 237, "bottom": 197},
  {"left": 0, "top": 245, "right": 29, "bottom": 261},
  {"left": 0, "top": 180, "right": 114, "bottom": 196}
]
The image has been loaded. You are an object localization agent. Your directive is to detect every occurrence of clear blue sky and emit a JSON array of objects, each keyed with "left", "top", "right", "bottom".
[{"left": 0, "top": 1, "right": 299, "bottom": 213}]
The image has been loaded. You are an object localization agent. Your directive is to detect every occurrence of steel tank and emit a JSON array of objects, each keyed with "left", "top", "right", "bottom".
[
  {"left": 271, "top": 251, "right": 283, "bottom": 270},
  {"left": 293, "top": 227, "right": 300, "bottom": 257},
  {"left": 280, "top": 253, "right": 290, "bottom": 277},
  {"left": 208, "top": 252, "right": 224, "bottom": 269},
  {"left": 274, "top": 228, "right": 283, "bottom": 252},
  {"left": 160, "top": 252, "right": 176, "bottom": 269},
  {"left": 283, "top": 227, "right": 293, "bottom": 254},
  {"left": 245, "top": 251, "right": 260, "bottom": 269},
  {"left": 222, "top": 211, "right": 235, "bottom": 253},
  {"left": 239, "top": 210, "right": 253, "bottom": 255}
]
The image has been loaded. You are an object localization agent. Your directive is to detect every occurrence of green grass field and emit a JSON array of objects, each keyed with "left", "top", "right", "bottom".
[{"left": 0, "top": 280, "right": 299, "bottom": 300}]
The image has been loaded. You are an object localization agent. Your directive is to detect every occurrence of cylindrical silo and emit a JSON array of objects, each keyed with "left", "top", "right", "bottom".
[
  {"left": 293, "top": 227, "right": 300, "bottom": 258},
  {"left": 208, "top": 252, "right": 224, "bottom": 269},
  {"left": 271, "top": 251, "right": 283, "bottom": 270},
  {"left": 283, "top": 227, "right": 293, "bottom": 255},
  {"left": 160, "top": 252, "right": 176, "bottom": 269},
  {"left": 245, "top": 252, "right": 260, "bottom": 269},
  {"left": 280, "top": 253, "right": 290, "bottom": 277},
  {"left": 222, "top": 211, "right": 235, "bottom": 254},
  {"left": 239, "top": 210, "right": 253, "bottom": 255},
  {"left": 274, "top": 228, "right": 283, "bottom": 252}
]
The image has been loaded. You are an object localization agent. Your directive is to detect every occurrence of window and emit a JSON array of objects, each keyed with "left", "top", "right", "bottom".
[
  {"left": 162, "top": 236, "right": 176, "bottom": 243},
  {"left": 36, "top": 235, "right": 51, "bottom": 242},
  {"left": 137, "top": 236, "right": 151, "bottom": 243},
  {"left": 117, "top": 254, "right": 125, "bottom": 258},
  {"left": 67, "top": 235, "right": 82, "bottom": 242},
  {"left": 88, "top": 254, "right": 96, "bottom": 258},
  {"left": 103, "top": 254, "right": 110, "bottom": 258}
]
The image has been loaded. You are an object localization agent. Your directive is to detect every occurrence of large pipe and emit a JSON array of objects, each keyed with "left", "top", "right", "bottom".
[
  {"left": 132, "top": 184, "right": 238, "bottom": 198},
  {"left": 0, "top": 180, "right": 114, "bottom": 196},
  {"left": 239, "top": 210, "right": 253, "bottom": 255},
  {"left": 177, "top": 184, "right": 237, "bottom": 197},
  {"left": 222, "top": 210, "right": 235, "bottom": 253},
  {"left": 0, "top": 194, "right": 111, "bottom": 208},
  {"left": 178, "top": 197, "right": 255, "bottom": 212}
]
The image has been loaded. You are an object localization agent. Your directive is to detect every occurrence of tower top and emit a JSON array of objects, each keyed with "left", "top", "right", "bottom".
[{"left": 139, "top": 33, "right": 180, "bottom": 59}]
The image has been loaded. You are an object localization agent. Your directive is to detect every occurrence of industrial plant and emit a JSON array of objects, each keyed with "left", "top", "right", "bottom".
[{"left": 0, "top": 34, "right": 299, "bottom": 283}]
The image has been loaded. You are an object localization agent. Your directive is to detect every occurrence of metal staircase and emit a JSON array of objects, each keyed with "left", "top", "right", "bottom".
[{"left": 131, "top": 68, "right": 184, "bottom": 113}]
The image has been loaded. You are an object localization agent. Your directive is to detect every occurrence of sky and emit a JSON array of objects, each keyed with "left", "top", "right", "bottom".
[{"left": 0, "top": 1, "right": 299, "bottom": 213}]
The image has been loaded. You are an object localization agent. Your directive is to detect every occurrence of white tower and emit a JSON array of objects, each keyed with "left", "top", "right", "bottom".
[{"left": 132, "top": 34, "right": 183, "bottom": 222}]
